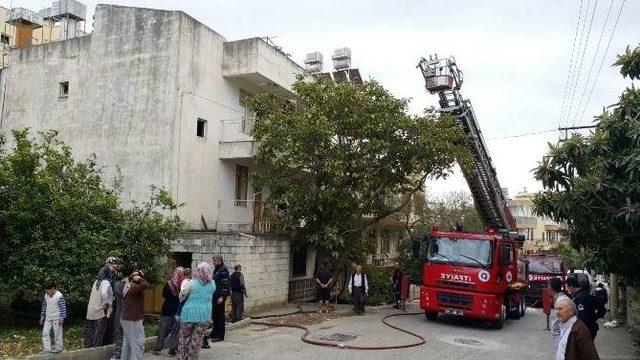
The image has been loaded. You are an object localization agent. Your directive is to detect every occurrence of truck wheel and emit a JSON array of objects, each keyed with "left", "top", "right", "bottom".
[
  {"left": 519, "top": 295, "right": 526, "bottom": 318},
  {"left": 492, "top": 305, "right": 506, "bottom": 329},
  {"left": 425, "top": 311, "right": 438, "bottom": 321}
]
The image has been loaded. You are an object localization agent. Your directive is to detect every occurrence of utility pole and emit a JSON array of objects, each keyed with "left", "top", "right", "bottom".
[{"left": 558, "top": 125, "right": 596, "bottom": 140}]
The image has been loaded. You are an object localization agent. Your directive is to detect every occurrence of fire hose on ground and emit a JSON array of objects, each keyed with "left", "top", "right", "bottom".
[{"left": 250, "top": 306, "right": 426, "bottom": 350}]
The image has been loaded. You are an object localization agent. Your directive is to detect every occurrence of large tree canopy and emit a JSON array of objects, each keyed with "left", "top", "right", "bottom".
[
  {"left": 533, "top": 45, "right": 640, "bottom": 281},
  {"left": 0, "top": 130, "right": 185, "bottom": 310},
  {"left": 248, "top": 78, "right": 468, "bottom": 263}
]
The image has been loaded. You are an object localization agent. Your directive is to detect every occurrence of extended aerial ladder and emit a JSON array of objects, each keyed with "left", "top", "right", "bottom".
[{"left": 417, "top": 55, "right": 517, "bottom": 232}]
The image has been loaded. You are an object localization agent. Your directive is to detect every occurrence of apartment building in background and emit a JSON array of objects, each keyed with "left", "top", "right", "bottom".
[{"left": 508, "top": 190, "right": 568, "bottom": 253}]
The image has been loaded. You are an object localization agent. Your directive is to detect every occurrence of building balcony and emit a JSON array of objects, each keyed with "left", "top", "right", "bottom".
[
  {"left": 219, "top": 118, "right": 257, "bottom": 159},
  {"left": 222, "top": 37, "right": 303, "bottom": 95},
  {"left": 515, "top": 215, "right": 537, "bottom": 227},
  {"left": 216, "top": 199, "right": 274, "bottom": 234}
]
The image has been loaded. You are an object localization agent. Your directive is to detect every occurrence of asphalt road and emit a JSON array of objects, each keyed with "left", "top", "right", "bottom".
[{"left": 147, "top": 304, "right": 636, "bottom": 360}]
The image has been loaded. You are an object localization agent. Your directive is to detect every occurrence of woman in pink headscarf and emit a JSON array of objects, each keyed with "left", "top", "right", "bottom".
[{"left": 153, "top": 267, "right": 185, "bottom": 355}]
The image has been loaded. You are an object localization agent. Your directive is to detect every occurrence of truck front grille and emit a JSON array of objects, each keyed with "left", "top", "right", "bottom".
[{"left": 437, "top": 291, "right": 473, "bottom": 310}]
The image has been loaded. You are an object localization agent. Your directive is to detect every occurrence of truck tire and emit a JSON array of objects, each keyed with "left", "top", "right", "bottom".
[
  {"left": 425, "top": 311, "right": 438, "bottom": 321},
  {"left": 492, "top": 305, "right": 506, "bottom": 329}
]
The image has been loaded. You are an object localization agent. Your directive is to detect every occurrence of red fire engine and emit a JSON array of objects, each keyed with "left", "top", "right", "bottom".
[
  {"left": 526, "top": 254, "right": 566, "bottom": 306},
  {"left": 417, "top": 55, "right": 527, "bottom": 329}
]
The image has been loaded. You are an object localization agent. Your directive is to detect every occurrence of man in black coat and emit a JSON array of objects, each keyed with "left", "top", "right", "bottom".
[
  {"left": 392, "top": 262, "right": 404, "bottom": 309},
  {"left": 203, "top": 255, "right": 230, "bottom": 347},
  {"left": 566, "top": 275, "right": 605, "bottom": 340}
]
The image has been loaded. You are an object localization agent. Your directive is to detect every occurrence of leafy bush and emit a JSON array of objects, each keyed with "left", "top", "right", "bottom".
[
  {"left": 0, "top": 130, "right": 185, "bottom": 312},
  {"left": 364, "top": 266, "right": 394, "bottom": 306}
]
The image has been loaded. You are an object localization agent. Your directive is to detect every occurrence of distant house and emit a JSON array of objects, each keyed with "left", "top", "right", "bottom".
[{"left": 508, "top": 191, "right": 568, "bottom": 253}]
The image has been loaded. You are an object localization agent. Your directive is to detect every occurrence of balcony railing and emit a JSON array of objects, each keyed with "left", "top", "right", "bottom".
[
  {"left": 217, "top": 199, "right": 274, "bottom": 234},
  {"left": 220, "top": 118, "right": 254, "bottom": 141}
]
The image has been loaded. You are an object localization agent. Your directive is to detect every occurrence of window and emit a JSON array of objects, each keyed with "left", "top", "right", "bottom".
[
  {"left": 235, "top": 165, "right": 248, "bottom": 205},
  {"left": 196, "top": 119, "right": 207, "bottom": 138},
  {"left": 291, "top": 245, "right": 307, "bottom": 278},
  {"left": 171, "top": 252, "right": 193, "bottom": 268},
  {"left": 1, "top": 34, "right": 9, "bottom": 46},
  {"left": 59, "top": 81, "right": 69, "bottom": 98},
  {"left": 239, "top": 89, "right": 249, "bottom": 107}
]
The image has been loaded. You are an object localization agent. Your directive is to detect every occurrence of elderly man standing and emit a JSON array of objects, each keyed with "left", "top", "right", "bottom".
[
  {"left": 203, "top": 254, "right": 230, "bottom": 348},
  {"left": 555, "top": 298, "right": 600, "bottom": 360}
]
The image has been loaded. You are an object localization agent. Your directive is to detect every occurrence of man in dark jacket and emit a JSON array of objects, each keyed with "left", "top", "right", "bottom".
[
  {"left": 203, "top": 255, "right": 230, "bottom": 348},
  {"left": 554, "top": 297, "right": 600, "bottom": 360},
  {"left": 567, "top": 275, "right": 604, "bottom": 339},
  {"left": 392, "top": 262, "right": 403, "bottom": 309},
  {"left": 229, "top": 264, "right": 247, "bottom": 322}
]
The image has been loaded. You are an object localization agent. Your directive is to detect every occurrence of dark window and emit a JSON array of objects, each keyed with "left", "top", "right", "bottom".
[
  {"left": 59, "top": 81, "right": 69, "bottom": 97},
  {"left": 196, "top": 119, "right": 207, "bottom": 138},
  {"left": 171, "top": 252, "right": 193, "bottom": 268},
  {"left": 291, "top": 245, "right": 307, "bottom": 278},
  {"left": 235, "top": 165, "right": 248, "bottom": 204},
  {"left": 1, "top": 34, "right": 9, "bottom": 46}
]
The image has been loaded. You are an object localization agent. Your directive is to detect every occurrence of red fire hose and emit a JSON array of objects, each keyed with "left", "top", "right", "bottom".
[{"left": 251, "top": 308, "right": 425, "bottom": 350}]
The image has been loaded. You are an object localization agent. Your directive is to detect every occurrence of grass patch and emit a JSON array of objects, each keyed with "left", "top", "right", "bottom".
[{"left": 0, "top": 321, "right": 159, "bottom": 359}]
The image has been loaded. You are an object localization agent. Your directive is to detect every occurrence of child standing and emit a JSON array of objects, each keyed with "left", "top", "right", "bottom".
[{"left": 40, "top": 282, "right": 67, "bottom": 354}]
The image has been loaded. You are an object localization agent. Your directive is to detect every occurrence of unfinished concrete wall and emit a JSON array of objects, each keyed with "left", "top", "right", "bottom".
[
  {"left": 173, "top": 232, "right": 290, "bottom": 310},
  {"left": 0, "top": 5, "right": 181, "bottom": 205}
]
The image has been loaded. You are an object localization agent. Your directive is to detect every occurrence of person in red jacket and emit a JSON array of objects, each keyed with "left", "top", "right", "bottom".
[{"left": 543, "top": 279, "right": 554, "bottom": 330}]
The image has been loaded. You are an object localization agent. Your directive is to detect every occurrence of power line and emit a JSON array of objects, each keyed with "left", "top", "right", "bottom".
[
  {"left": 558, "top": 0, "right": 586, "bottom": 130},
  {"left": 576, "top": 0, "right": 627, "bottom": 126},
  {"left": 487, "top": 129, "right": 557, "bottom": 140},
  {"left": 561, "top": 0, "right": 592, "bottom": 127},
  {"left": 566, "top": 0, "right": 599, "bottom": 127},
  {"left": 569, "top": 0, "right": 614, "bottom": 127}
]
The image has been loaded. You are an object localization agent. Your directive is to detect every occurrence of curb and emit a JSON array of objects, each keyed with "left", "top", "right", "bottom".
[{"left": 23, "top": 319, "right": 252, "bottom": 360}]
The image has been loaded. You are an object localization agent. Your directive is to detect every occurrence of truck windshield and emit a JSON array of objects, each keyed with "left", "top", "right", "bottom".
[
  {"left": 529, "top": 258, "right": 563, "bottom": 274},
  {"left": 427, "top": 237, "right": 492, "bottom": 268}
]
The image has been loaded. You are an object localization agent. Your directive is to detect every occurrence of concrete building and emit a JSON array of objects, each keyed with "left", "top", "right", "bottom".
[
  {"left": 508, "top": 191, "right": 568, "bottom": 253},
  {"left": 0, "top": 4, "right": 307, "bottom": 310}
]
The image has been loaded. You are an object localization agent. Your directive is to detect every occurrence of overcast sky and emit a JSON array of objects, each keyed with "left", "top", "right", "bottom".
[{"left": 5, "top": 0, "right": 639, "bottom": 198}]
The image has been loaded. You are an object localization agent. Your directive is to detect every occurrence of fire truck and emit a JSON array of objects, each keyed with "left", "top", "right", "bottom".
[
  {"left": 417, "top": 55, "right": 527, "bottom": 329},
  {"left": 526, "top": 254, "right": 565, "bottom": 306}
]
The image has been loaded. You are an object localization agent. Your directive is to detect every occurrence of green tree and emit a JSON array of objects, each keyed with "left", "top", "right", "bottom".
[
  {"left": 533, "top": 45, "right": 640, "bottom": 282},
  {"left": 396, "top": 190, "right": 484, "bottom": 282},
  {"left": 248, "top": 78, "right": 468, "bottom": 265},
  {"left": 0, "top": 130, "right": 185, "bottom": 310}
]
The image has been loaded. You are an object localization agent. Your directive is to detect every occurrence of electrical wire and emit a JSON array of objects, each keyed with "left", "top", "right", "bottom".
[
  {"left": 486, "top": 129, "right": 557, "bottom": 141},
  {"left": 575, "top": 0, "right": 627, "bottom": 126},
  {"left": 569, "top": 0, "right": 614, "bottom": 127},
  {"left": 558, "top": 0, "right": 586, "bottom": 130},
  {"left": 566, "top": 0, "right": 599, "bottom": 127}
]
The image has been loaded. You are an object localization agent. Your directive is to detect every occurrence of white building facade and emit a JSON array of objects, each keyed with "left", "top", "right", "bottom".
[{"left": 0, "top": 4, "right": 315, "bottom": 310}]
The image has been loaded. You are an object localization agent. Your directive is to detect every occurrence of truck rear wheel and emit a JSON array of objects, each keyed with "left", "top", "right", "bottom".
[
  {"left": 425, "top": 311, "right": 438, "bottom": 321},
  {"left": 492, "top": 305, "right": 506, "bottom": 329}
]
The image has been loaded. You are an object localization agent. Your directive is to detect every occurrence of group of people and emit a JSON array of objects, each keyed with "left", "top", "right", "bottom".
[
  {"left": 39, "top": 255, "right": 248, "bottom": 360},
  {"left": 315, "top": 261, "right": 406, "bottom": 316},
  {"left": 543, "top": 275, "right": 607, "bottom": 360}
]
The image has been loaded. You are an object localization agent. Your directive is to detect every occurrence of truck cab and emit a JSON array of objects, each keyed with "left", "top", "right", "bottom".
[
  {"left": 526, "top": 254, "right": 565, "bottom": 306},
  {"left": 420, "top": 228, "right": 525, "bottom": 329}
]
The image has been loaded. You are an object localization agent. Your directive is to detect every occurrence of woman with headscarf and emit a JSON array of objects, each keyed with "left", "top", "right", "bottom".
[
  {"left": 85, "top": 257, "right": 117, "bottom": 347},
  {"left": 153, "top": 266, "right": 185, "bottom": 356},
  {"left": 178, "top": 262, "right": 216, "bottom": 360}
]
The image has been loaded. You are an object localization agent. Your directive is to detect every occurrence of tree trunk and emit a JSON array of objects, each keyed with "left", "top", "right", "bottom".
[
  {"left": 609, "top": 273, "right": 619, "bottom": 321},
  {"left": 619, "top": 278, "right": 627, "bottom": 324}
]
